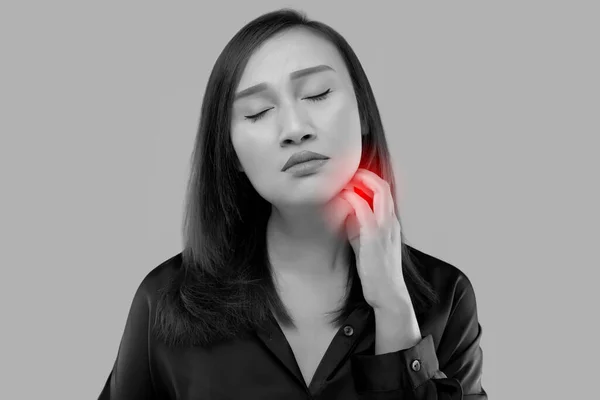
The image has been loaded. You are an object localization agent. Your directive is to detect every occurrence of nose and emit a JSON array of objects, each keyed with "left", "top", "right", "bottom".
[{"left": 278, "top": 102, "right": 315, "bottom": 146}]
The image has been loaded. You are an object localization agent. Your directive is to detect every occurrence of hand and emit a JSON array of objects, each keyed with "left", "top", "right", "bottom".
[{"left": 337, "top": 168, "right": 414, "bottom": 315}]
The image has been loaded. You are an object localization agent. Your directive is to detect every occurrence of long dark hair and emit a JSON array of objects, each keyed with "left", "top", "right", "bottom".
[{"left": 154, "top": 8, "right": 439, "bottom": 348}]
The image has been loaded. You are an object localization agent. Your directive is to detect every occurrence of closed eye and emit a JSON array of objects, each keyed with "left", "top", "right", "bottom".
[
  {"left": 305, "top": 88, "right": 332, "bottom": 102},
  {"left": 244, "top": 108, "right": 272, "bottom": 123},
  {"left": 244, "top": 89, "right": 332, "bottom": 123}
]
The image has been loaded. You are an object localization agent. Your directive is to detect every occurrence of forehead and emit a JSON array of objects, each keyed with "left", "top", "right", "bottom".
[{"left": 236, "top": 28, "right": 347, "bottom": 88}]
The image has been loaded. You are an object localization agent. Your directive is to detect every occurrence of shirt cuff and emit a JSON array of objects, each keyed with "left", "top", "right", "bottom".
[{"left": 350, "top": 334, "right": 441, "bottom": 393}]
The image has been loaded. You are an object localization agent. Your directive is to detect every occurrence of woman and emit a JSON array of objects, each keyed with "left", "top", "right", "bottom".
[{"left": 99, "top": 8, "right": 487, "bottom": 400}]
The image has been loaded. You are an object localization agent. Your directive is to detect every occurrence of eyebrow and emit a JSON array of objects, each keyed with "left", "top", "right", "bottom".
[{"left": 234, "top": 64, "right": 335, "bottom": 101}]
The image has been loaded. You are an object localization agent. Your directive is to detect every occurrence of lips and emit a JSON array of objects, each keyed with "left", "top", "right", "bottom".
[{"left": 281, "top": 150, "right": 330, "bottom": 171}]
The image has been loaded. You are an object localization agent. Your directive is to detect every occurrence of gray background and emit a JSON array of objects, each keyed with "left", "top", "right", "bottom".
[{"left": 1, "top": 1, "right": 598, "bottom": 399}]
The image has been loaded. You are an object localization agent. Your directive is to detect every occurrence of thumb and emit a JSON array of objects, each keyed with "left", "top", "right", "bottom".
[{"left": 345, "top": 212, "right": 360, "bottom": 245}]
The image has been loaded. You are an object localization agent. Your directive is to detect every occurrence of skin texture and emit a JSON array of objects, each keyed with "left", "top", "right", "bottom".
[
  {"left": 230, "top": 26, "right": 421, "bottom": 351},
  {"left": 230, "top": 27, "right": 362, "bottom": 286}
]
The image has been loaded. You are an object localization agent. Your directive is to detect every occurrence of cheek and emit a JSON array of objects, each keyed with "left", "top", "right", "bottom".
[
  {"left": 327, "top": 97, "right": 362, "bottom": 160},
  {"left": 314, "top": 100, "right": 362, "bottom": 195},
  {"left": 231, "top": 123, "right": 265, "bottom": 165},
  {"left": 322, "top": 95, "right": 362, "bottom": 143},
  {"left": 231, "top": 131, "right": 281, "bottom": 197}
]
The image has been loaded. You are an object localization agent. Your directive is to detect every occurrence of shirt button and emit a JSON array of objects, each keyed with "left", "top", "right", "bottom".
[
  {"left": 343, "top": 325, "right": 354, "bottom": 336},
  {"left": 411, "top": 359, "right": 421, "bottom": 372}
]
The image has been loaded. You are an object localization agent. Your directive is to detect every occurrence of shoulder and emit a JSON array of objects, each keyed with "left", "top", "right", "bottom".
[
  {"left": 405, "top": 244, "right": 479, "bottom": 306},
  {"left": 132, "top": 252, "right": 258, "bottom": 347},
  {"left": 134, "top": 252, "right": 184, "bottom": 304}
]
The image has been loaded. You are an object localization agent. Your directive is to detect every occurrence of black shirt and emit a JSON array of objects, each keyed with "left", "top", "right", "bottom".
[{"left": 98, "top": 247, "right": 487, "bottom": 399}]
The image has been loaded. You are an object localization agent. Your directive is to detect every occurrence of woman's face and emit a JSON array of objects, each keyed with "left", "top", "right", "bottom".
[{"left": 230, "top": 27, "right": 362, "bottom": 209}]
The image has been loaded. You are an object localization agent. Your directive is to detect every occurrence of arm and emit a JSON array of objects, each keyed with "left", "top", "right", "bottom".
[
  {"left": 98, "top": 280, "right": 157, "bottom": 400},
  {"left": 350, "top": 276, "right": 487, "bottom": 399}
]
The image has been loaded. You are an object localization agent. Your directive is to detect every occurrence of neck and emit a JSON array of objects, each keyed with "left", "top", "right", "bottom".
[{"left": 266, "top": 203, "right": 352, "bottom": 280}]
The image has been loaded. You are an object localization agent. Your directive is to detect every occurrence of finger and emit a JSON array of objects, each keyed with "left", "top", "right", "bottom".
[
  {"left": 322, "top": 191, "right": 354, "bottom": 233},
  {"left": 351, "top": 169, "right": 394, "bottom": 228},
  {"left": 339, "top": 189, "right": 378, "bottom": 235},
  {"left": 342, "top": 178, "right": 373, "bottom": 211},
  {"left": 345, "top": 211, "right": 360, "bottom": 242},
  {"left": 392, "top": 215, "right": 401, "bottom": 243}
]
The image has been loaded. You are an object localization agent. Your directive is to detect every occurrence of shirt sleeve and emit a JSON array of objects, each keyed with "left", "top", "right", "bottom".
[
  {"left": 98, "top": 280, "right": 157, "bottom": 400},
  {"left": 350, "top": 276, "right": 487, "bottom": 399}
]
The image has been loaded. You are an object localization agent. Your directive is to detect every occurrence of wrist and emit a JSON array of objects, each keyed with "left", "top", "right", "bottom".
[
  {"left": 374, "top": 307, "right": 422, "bottom": 343},
  {"left": 373, "top": 300, "right": 415, "bottom": 320}
]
